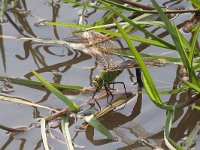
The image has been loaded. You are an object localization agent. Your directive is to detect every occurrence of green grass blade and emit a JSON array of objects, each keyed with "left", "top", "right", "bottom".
[
  {"left": 89, "top": 12, "right": 115, "bottom": 26},
  {"left": 0, "top": 76, "right": 84, "bottom": 91},
  {"left": 40, "top": 118, "right": 50, "bottom": 150},
  {"left": 184, "top": 122, "right": 200, "bottom": 149},
  {"left": 151, "top": 0, "right": 199, "bottom": 86},
  {"left": 47, "top": 21, "right": 90, "bottom": 30},
  {"left": 98, "top": 0, "right": 175, "bottom": 50},
  {"left": 164, "top": 110, "right": 185, "bottom": 150},
  {"left": 180, "top": 78, "right": 200, "bottom": 92},
  {"left": 47, "top": 21, "right": 174, "bottom": 49},
  {"left": 115, "top": 19, "right": 172, "bottom": 110},
  {"left": 0, "top": 0, "right": 8, "bottom": 22},
  {"left": 189, "top": 0, "right": 200, "bottom": 8},
  {"left": 86, "top": 28, "right": 172, "bottom": 49},
  {"left": 192, "top": 105, "right": 200, "bottom": 111},
  {"left": 62, "top": 0, "right": 107, "bottom": 10},
  {"left": 84, "top": 114, "right": 116, "bottom": 141},
  {"left": 189, "top": 24, "right": 200, "bottom": 65},
  {"left": 32, "top": 70, "right": 80, "bottom": 112},
  {"left": 61, "top": 115, "right": 74, "bottom": 150},
  {"left": 88, "top": 13, "right": 160, "bottom": 30},
  {"left": 78, "top": 0, "right": 91, "bottom": 25}
]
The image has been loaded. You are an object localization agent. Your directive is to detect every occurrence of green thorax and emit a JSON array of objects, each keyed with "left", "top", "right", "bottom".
[
  {"left": 99, "top": 70, "right": 123, "bottom": 83},
  {"left": 92, "top": 69, "right": 123, "bottom": 89}
]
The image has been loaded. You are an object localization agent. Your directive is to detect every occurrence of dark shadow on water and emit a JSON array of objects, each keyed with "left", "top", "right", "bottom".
[{"left": 72, "top": 92, "right": 143, "bottom": 146}]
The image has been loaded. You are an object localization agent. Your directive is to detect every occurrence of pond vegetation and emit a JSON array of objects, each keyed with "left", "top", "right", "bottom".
[{"left": 0, "top": 0, "right": 200, "bottom": 149}]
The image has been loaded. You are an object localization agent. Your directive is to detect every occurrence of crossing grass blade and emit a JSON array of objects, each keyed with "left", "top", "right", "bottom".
[
  {"left": 189, "top": 0, "right": 200, "bottom": 8},
  {"left": 0, "top": 76, "right": 84, "bottom": 91},
  {"left": 192, "top": 105, "right": 200, "bottom": 111},
  {"left": 189, "top": 24, "right": 200, "bottom": 66},
  {"left": 184, "top": 122, "right": 200, "bottom": 149},
  {"left": 89, "top": 12, "right": 115, "bottom": 26},
  {"left": 180, "top": 78, "right": 200, "bottom": 92},
  {"left": 164, "top": 110, "right": 185, "bottom": 150},
  {"left": 62, "top": 0, "right": 106, "bottom": 10},
  {"left": 32, "top": 70, "right": 80, "bottom": 112},
  {"left": 61, "top": 115, "right": 74, "bottom": 150},
  {"left": 151, "top": 0, "right": 200, "bottom": 86},
  {"left": 84, "top": 114, "right": 117, "bottom": 141},
  {"left": 98, "top": 0, "right": 176, "bottom": 50},
  {"left": 115, "top": 19, "right": 173, "bottom": 110},
  {"left": 47, "top": 21, "right": 171, "bottom": 49},
  {"left": 0, "top": 0, "right": 8, "bottom": 22},
  {"left": 41, "top": 118, "right": 50, "bottom": 150}
]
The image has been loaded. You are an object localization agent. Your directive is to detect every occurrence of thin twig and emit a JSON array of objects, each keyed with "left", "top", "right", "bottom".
[
  {"left": 119, "top": 0, "right": 200, "bottom": 14},
  {"left": 119, "top": 0, "right": 155, "bottom": 10}
]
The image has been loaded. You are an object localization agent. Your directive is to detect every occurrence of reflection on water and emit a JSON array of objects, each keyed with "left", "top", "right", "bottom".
[{"left": 0, "top": 0, "right": 200, "bottom": 150}]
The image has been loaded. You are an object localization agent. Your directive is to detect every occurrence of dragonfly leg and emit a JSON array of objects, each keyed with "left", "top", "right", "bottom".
[
  {"left": 92, "top": 88, "right": 102, "bottom": 111},
  {"left": 109, "top": 82, "right": 128, "bottom": 97},
  {"left": 92, "top": 88, "right": 98, "bottom": 99},
  {"left": 94, "top": 98, "right": 102, "bottom": 111},
  {"left": 104, "top": 84, "right": 114, "bottom": 105}
]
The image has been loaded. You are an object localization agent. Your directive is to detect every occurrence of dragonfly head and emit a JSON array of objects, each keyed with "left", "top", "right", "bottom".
[{"left": 92, "top": 75, "right": 104, "bottom": 89}]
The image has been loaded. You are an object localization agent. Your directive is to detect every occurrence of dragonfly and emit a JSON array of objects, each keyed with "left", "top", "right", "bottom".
[{"left": 64, "top": 30, "right": 168, "bottom": 104}]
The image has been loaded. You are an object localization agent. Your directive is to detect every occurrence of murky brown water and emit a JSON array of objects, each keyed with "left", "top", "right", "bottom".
[{"left": 0, "top": 0, "right": 199, "bottom": 149}]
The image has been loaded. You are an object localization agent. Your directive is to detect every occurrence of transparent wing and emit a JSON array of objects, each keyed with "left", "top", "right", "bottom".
[
  {"left": 65, "top": 30, "right": 168, "bottom": 70},
  {"left": 81, "top": 31, "right": 133, "bottom": 69}
]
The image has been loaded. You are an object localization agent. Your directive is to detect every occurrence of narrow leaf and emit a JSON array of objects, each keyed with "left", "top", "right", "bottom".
[
  {"left": 164, "top": 110, "right": 184, "bottom": 150},
  {"left": 32, "top": 70, "right": 80, "bottom": 112},
  {"left": 0, "top": 76, "right": 83, "bottom": 91},
  {"left": 85, "top": 114, "right": 116, "bottom": 141},
  {"left": 192, "top": 105, "right": 200, "bottom": 111},
  {"left": 184, "top": 122, "right": 200, "bottom": 149},
  {"left": 181, "top": 78, "right": 200, "bottom": 92},
  {"left": 115, "top": 19, "right": 172, "bottom": 110},
  {"left": 189, "top": 0, "right": 200, "bottom": 8},
  {"left": 98, "top": 0, "right": 175, "bottom": 50},
  {"left": 41, "top": 118, "right": 50, "bottom": 150},
  {"left": 61, "top": 116, "right": 74, "bottom": 150}
]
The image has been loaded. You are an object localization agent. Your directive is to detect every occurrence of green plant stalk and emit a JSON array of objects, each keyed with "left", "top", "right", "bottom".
[
  {"left": 164, "top": 110, "right": 185, "bottom": 150},
  {"left": 84, "top": 114, "right": 117, "bottom": 141},
  {"left": 40, "top": 118, "right": 50, "bottom": 150},
  {"left": 0, "top": 0, "right": 8, "bottom": 22},
  {"left": 32, "top": 70, "right": 80, "bottom": 112},
  {"left": 0, "top": 76, "right": 84, "bottom": 91},
  {"left": 79, "top": 0, "right": 90, "bottom": 25},
  {"left": 184, "top": 122, "right": 200, "bottom": 149},
  {"left": 47, "top": 21, "right": 175, "bottom": 49},
  {"left": 61, "top": 116, "right": 74, "bottom": 150},
  {"left": 114, "top": 18, "right": 173, "bottom": 110},
  {"left": 98, "top": 0, "right": 175, "bottom": 51},
  {"left": 189, "top": 24, "right": 200, "bottom": 67},
  {"left": 151, "top": 0, "right": 200, "bottom": 86},
  {"left": 189, "top": 0, "right": 200, "bottom": 9}
]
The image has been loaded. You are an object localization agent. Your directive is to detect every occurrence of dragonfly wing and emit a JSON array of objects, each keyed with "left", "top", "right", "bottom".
[
  {"left": 65, "top": 30, "right": 168, "bottom": 69},
  {"left": 64, "top": 36, "right": 88, "bottom": 44},
  {"left": 81, "top": 31, "right": 131, "bottom": 69},
  {"left": 82, "top": 31, "right": 121, "bottom": 54},
  {"left": 89, "top": 46, "right": 136, "bottom": 70}
]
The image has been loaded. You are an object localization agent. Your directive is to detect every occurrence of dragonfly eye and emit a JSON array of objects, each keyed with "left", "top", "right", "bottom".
[{"left": 92, "top": 76, "right": 103, "bottom": 88}]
